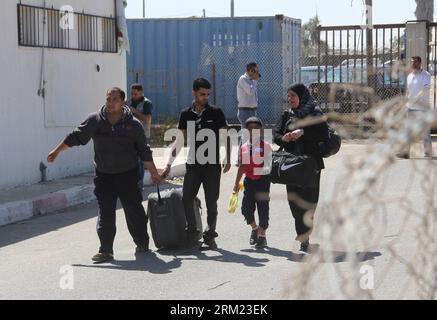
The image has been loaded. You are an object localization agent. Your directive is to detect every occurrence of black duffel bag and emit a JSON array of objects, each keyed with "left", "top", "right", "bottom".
[{"left": 269, "top": 151, "right": 319, "bottom": 187}]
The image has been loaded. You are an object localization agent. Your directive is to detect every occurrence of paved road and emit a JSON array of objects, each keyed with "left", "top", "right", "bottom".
[{"left": 0, "top": 143, "right": 436, "bottom": 300}]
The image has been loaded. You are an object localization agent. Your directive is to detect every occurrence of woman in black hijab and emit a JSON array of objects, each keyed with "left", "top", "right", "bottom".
[{"left": 274, "top": 84, "right": 329, "bottom": 253}]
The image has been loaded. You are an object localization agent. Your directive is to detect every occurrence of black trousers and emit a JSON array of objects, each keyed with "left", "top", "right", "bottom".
[
  {"left": 182, "top": 164, "right": 221, "bottom": 240},
  {"left": 286, "top": 172, "right": 321, "bottom": 242},
  {"left": 94, "top": 168, "right": 149, "bottom": 254},
  {"left": 241, "top": 176, "right": 271, "bottom": 230}
]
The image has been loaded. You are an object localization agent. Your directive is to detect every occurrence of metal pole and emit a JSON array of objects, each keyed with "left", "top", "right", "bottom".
[
  {"left": 143, "top": 0, "right": 145, "bottom": 18},
  {"left": 365, "top": 0, "right": 374, "bottom": 110},
  {"left": 212, "top": 63, "right": 217, "bottom": 105},
  {"left": 231, "top": 0, "right": 234, "bottom": 18},
  {"left": 317, "top": 26, "right": 321, "bottom": 83}
]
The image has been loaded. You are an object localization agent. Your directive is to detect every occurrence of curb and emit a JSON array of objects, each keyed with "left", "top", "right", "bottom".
[{"left": 0, "top": 163, "right": 186, "bottom": 227}]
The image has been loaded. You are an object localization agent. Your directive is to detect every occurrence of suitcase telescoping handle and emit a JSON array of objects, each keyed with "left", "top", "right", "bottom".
[{"left": 156, "top": 185, "right": 163, "bottom": 205}]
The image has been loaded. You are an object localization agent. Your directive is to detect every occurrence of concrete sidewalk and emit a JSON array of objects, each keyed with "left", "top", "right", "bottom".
[{"left": 0, "top": 147, "right": 188, "bottom": 227}]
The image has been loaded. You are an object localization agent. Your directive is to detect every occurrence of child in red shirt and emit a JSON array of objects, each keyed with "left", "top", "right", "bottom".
[{"left": 234, "top": 117, "right": 272, "bottom": 249}]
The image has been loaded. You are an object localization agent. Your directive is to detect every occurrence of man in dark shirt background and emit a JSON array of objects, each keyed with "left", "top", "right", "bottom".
[
  {"left": 47, "top": 87, "right": 162, "bottom": 263},
  {"left": 128, "top": 83, "right": 154, "bottom": 188}
]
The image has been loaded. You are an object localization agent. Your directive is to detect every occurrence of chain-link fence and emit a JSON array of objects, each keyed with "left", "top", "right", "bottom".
[
  {"left": 301, "top": 24, "right": 437, "bottom": 131},
  {"left": 300, "top": 24, "right": 411, "bottom": 131},
  {"left": 198, "top": 42, "right": 299, "bottom": 125}
]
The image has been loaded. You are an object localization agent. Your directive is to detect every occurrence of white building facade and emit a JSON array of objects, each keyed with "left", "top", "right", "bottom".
[{"left": 0, "top": 0, "right": 127, "bottom": 189}]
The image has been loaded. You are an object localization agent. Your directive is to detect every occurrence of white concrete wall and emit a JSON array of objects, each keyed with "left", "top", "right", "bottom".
[{"left": 0, "top": 0, "right": 127, "bottom": 190}]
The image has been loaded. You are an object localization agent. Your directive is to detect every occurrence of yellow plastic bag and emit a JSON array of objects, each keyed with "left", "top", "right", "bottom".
[
  {"left": 228, "top": 182, "right": 244, "bottom": 214},
  {"left": 228, "top": 192, "right": 239, "bottom": 214}
]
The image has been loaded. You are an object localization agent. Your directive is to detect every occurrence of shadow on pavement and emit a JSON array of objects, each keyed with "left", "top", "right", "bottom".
[
  {"left": 71, "top": 246, "right": 270, "bottom": 273},
  {"left": 158, "top": 247, "right": 270, "bottom": 268},
  {"left": 69, "top": 244, "right": 381, "bottom": 274},
  {"left": 0, "top": 183, "right": 177, "bottom": 249},
  {"left": 409, "top": 157, "right": 437, "bottom": 160},
  {"left": 72, "top": 252, "right": 182, "bottom": 274},
  {"left": 241, "top": 246, "right": 382, "bottom": 264},
  {"left": 0, "top": 204, "right": 97, "bottom": 249}
]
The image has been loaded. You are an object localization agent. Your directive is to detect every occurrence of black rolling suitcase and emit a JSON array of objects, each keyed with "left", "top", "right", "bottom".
[{"left": 147, "top": 186, "right": 202, "bottom": 249}]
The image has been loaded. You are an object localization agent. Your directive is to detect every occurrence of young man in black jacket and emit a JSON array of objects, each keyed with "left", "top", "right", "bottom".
[
  {"left": 47, "top": 87, "right": 162, "bottom": 263},
  {"left": 274, "top": 84, "right": 329, "bottom": 253},
  {"left": 162, "top": 78, "right": 231, "bottom": 250}
]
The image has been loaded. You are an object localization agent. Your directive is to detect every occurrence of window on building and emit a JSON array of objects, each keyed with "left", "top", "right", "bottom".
[
  {"left": 78, "top": 14, "right": 96, "bottom": 51},
  {"left": 102, "top": 18, "right": 117, "bottom": 53},
  {"left": 17, "top": 4, "right": 117, "bottom": 53},
  {"left": 18, "top": 5, "right": 38, "bottom": 46},
  {"left": 47, "top": 10, "right": 68, "bottom": 48}
]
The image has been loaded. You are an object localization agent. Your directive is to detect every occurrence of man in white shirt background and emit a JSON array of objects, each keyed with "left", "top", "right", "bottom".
[
  {"left": 237, "top": 62, "right": 260, "bottom": 143},
  {"left": 398, "top": 56, "right": 433, "bottom": 159}
]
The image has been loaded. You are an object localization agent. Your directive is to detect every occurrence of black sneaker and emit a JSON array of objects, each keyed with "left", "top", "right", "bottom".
[
  {"left": 396, "top": 153, "right": 410, "bottom": 159},
  {"left": 135, "top": 245, "right": 150, "bottom": 254},
  {"left": 202, "top": 237, "right": 218, "bottom": 250},
  {"left": 250, "top": 229, "right": 259, "bottom": 246},
  {"left": 300, "top": 241, "right": 310, "bottom": 253},
  {"left": 186, "top": 229, "right": 200, "bottom": 246},
  {"left": 255, "top": 236, "right": 267, "bottom": 249},
  {"left": 92, "top": 252, "right": 114, "bottom": 264}
]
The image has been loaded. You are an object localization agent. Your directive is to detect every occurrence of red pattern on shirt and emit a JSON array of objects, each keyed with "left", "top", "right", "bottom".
[{"left": 239, "top": 141, "right": 271, "bottom": 180}]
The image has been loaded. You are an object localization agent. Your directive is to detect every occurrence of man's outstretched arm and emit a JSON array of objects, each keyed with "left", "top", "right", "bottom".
[
  {"left": 47, "top": 114, "right": 98, "bottom": 163},
  {"left": 47, "top": 142, "right": 70, "bottom": 163}
]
